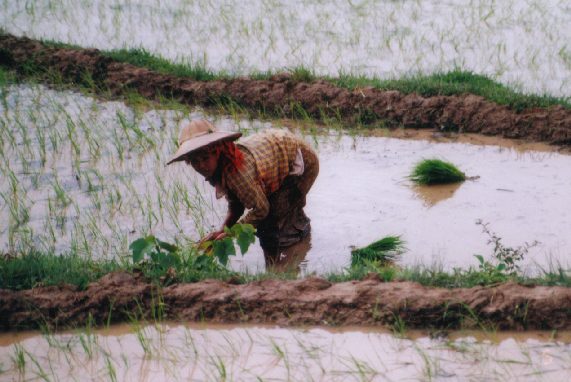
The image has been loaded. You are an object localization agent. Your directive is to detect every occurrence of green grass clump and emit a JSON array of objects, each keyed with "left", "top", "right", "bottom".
[
  {"left": 103, "top": 48, "right": 219, "bottom": 81},
  {"left": 410, "top": 159, "right": 466, "bottom": 185},
  {"left": 332, "top": 69, "right": 571, "bottom": 111},
  {"left": 351, "top": 236, "right": 405, "bottom": 267},
  {"left": 0, "top": 251, "right": 122, "bottom": 290}
]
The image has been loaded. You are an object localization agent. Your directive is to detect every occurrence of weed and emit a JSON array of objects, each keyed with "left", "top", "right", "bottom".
[{"left": 475, "top": 220, "right": 539, "bottom": 274}]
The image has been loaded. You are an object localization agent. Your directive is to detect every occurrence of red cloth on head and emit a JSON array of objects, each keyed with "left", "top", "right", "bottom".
[{"left": 211, "top": 141, "right": 244, "bottom": 174}]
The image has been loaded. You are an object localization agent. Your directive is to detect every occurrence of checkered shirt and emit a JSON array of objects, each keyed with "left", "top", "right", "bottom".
[{"left": 221, "top": 129, "right": 303, "bottom": 225}]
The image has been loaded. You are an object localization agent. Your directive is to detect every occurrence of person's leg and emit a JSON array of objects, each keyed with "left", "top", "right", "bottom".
[
  {"left": 268, "top": 233, "right": 312, "bottom": 274},
  {"left": 273, "top": 143, "right": 319, "bottom": 249},
  {"left": 256, "top": 219, "right": 280, "bottom": 265},
  {"left": 260, "top": 142, "right": 319, "bottom": 268}
]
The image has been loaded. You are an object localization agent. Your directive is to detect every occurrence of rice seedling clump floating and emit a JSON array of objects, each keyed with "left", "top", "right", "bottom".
[{"left": 410, "top": 158, "right": 466, "bottom": 185}]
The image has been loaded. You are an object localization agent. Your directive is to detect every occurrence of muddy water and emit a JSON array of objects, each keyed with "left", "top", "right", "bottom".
[
  {"left": 0, "top": 324, "right": 570, "bottom": 381},
  {"left": 1, "top": 0, "right": 570, "bottom": 97},
  {"left": 296, "top": 134, "right": 571, "bottom": 273},
  {"left": 1, "top": 85, "right": 570, "bottom": 273}
]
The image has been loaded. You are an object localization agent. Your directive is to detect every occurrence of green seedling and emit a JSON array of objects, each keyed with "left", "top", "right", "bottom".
[
  {"left": 351, "top": 236, "right": 405, "bottom": 267},
  {"left": 12, "top": 344, "right": 26, "bottom": 374},
  {"left": 391, "top": 312, "right": 407, "bottom": 338},
  {"left": 410, "top": 158, "right": 466, "bottom": 185}
]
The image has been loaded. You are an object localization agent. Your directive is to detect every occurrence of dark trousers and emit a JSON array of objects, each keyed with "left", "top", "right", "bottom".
[{"left": 256, "top": 144, "right": 319, "bottom": 265}]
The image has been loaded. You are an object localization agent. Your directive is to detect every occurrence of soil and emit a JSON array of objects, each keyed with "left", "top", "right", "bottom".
[
  {"left": 1, "top": 34, "right": 571, "bottom": 145},
  {"left": 1, "top": 272, "right": 570, "bottom": 331}
]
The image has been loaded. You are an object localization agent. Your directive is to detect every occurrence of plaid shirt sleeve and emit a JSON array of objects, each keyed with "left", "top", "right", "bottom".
[{"left": 223, "top": 151, "right": 270, "bottom": 225}]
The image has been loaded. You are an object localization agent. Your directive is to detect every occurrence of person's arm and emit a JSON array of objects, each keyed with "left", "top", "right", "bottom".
[
  {"left": 228, "top": 175, "right": 270, "bottom": 226},
  {"left": 200, "top": 197, "right": 245, "bottom": 242},
  {"left": 201, "top": 160, "right": 270, "bottom": 242},
  {"left": 223, "top": 196, "right": 245, "bottom": 229}
]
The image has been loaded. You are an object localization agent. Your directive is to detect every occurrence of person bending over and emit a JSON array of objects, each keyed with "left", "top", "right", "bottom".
[{"left": 167, "top": 120, "right": 319, "bottom": 266}]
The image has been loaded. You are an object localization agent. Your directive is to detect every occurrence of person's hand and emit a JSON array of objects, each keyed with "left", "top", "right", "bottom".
[{"left": 199, "top": 230, "right": 227, "bottom": 245}]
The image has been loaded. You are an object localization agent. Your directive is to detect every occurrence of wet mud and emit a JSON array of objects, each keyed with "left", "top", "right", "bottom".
[
  {"left": 1, "top": 34, "right": 571, "bottom": 145},
  {"left": 1, "top": 272, "right": 570, "bottom": 332}
]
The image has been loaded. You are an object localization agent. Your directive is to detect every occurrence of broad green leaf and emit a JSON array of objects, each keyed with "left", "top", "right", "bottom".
[
  {"left": 213, "top": 240, "right": 228, "bottom": 265},
  {"left": 237, "top": 231, "right": 255, "bottom": 255},
  {"left": 223, "top": 237, "right": 236, "bottom": 257},
  {"left": 129, "top": 237, "right": 155, "bottom": 263},
  {"left": 157, "top": 239, "right": 178, "bottom": 253},
  {"left": 473, "top": 254, "right": 484, "bottom": 265},
  {"left": 213, "top": 237, "right": 235, "bottom": 265}
]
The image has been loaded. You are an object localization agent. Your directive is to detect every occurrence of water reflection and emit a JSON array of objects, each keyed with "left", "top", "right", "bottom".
[
  {"left": 411, "top": 182, "right": 463, "bottom": 207},
  {"left": 1, "top": 324, "right": 570, "bottom": 381},
  {"left": 267, "top": 233, "right": 312, "bottom": 274}
]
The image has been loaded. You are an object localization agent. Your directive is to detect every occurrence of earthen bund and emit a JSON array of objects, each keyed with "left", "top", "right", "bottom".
[
  {"left": 1, "top": 33, "right": 570, "bottom": 146},
  {"left": 1, "top": 272, "right": 570, "bottom": 331}
]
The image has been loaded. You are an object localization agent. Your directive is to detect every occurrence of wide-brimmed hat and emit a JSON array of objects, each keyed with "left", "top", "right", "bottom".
[{"left": 166, "top": 120, "right": 242, "bottom": 165}]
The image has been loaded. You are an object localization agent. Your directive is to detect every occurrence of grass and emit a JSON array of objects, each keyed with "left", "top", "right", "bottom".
[
  {"left": 104, "top": 48, "right": 220, "bottom": 81},
  {"left": 332, "top": 70, "right": 571, "bottom": 112},
  {"left": 3, "top": 36, "right": 571, "bottom": 112},
  {"left": 2, "top": 246, "right": 570, "bottom": 291},
  {"left": 410, "top": 158, "right": 466, "bottom": 185},
  {"left": 0, "top": 251, "right": 122, "bottom": 290}
]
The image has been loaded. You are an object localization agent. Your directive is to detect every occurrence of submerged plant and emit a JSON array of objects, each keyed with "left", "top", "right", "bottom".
[
  {"left": 410, "top": 159, "right": 466, "bottom": 185},
  {"left": 351, "top": 236, "right": 405, "bottom": 267}
]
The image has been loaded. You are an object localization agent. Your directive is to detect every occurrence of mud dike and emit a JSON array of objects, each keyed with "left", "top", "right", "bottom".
[
  {"left": 1, "top": 33, "right": 570, "bottom": 145},
  {"left": 1, "top": 272, "right": 570, "bottom": 331}
]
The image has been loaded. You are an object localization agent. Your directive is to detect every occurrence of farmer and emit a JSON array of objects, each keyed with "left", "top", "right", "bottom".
[{"left": 167, "top": 120, "right": 319, "bottom": 267}]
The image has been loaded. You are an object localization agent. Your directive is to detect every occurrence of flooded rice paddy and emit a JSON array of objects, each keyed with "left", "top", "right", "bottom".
[
  {"left": 2, "top": 2, "right": 571, "bottom": 380},
  {"left": 1, "top": 84, "right": 570, "bottom": 274},
  {"left": 2, "top": 0, "right": 571, "bottom": 97},
  {"left": 1, "top": 323, "right": 570, "bottom": 381}
]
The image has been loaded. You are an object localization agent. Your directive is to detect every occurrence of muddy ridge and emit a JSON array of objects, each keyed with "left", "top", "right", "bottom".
[
  {"left": 1, "top": 34, "right": 570, "bottom": 145},
  {"left": 1, "top": 272, "right": 570, "bottom": 331}
]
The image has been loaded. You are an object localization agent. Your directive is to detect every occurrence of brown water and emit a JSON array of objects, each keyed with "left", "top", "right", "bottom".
[
  {"left": 1, "top": 323, "right": 570, "bottom": 381},
  {"left": 1, "top": 85, "right": 570, "bottom": 274},
  {"left": 293, "top": 134, "right": 571, "bottom": 274}
]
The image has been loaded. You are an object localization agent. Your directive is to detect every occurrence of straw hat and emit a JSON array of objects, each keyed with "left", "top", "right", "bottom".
[{"left": 166, "top": 120, "right": 241, "bottom": 165}]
